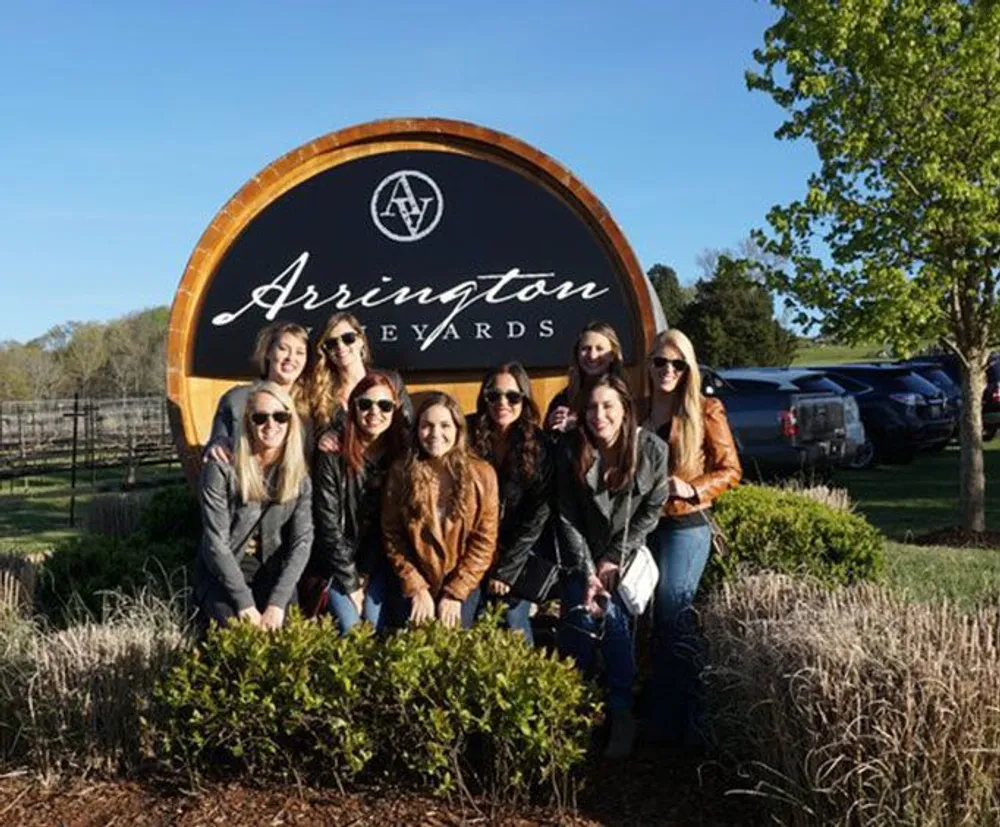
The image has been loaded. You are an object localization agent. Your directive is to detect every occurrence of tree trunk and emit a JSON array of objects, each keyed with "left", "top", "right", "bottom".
[{"left": 958, "top": 349, "right": 988, "bottom": 533}]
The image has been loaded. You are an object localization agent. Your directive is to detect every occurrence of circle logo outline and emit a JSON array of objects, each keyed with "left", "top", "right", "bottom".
[{"left": 370, "top": 169, "right": 444, "bottom": 243}]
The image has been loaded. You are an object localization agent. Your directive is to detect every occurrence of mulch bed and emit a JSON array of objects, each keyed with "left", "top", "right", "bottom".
[
  {"left": 0, "top": 747, "right": 752, "bottom": 826},
  {"left": 909, "top": 526, "right": 1000, "bottom": 549}
]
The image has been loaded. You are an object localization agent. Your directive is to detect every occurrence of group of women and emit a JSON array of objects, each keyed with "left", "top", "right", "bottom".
[{"left": 195, "top": 313, "right": 742, "bottom": 758}]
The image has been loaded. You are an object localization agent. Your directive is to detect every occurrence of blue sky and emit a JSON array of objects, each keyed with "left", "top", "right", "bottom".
[{"left": 0, "top": 0, "right": 817, "bottom": 343}]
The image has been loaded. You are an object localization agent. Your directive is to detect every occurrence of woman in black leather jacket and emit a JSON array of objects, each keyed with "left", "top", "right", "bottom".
[
  {"left": 555, "top": 373, "right": 669, "bottom": 758},
  {"left": 467, "top": 362, "right": 553, "bottom": 643},
  {"left": 311, "top": 370, "right": 409, "bottom": 633}
]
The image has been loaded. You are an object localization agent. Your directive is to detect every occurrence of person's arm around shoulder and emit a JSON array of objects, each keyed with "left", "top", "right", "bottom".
[
  {"left": 199, "top": 459, "right": 256, "bottom": 614},
  {"left": 204, "top": 386, "right": 245, "bottom": 464},
  {"left": 688, "top": 397, "right": 742, "bottom": 504},
  {"left": 442, "top": 459, "right": 499, "bottom": 604}
]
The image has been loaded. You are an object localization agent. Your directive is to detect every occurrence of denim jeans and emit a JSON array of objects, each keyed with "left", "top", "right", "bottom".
[
  {"left": 474, "top": 590, "right": 535, "bottom": 645},
  {"left": 645, "top": 519, "right": 711, "bottom": 743},
  {"left": 327, "top": 563, "right": 392, "bottom": 634},
  {"left": 558, "top": 573, "right": 635, "bottom": 712}
]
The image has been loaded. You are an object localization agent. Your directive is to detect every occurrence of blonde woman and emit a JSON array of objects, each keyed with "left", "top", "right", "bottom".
[
  {"left": 546, "top": 321, "right": 625, "bottom": 433},
  {"left": 306, "top": 312, "right": 372, "bottom": 441},
  {"left": 643, "top": 328, "right": 741, "bottom": 746},
  {"left": 195, "top": 381, "right": 313, "bottom": 631},
  {"left": 204, "top": 321, "right": 311, "bottom": 463},
  {"left": 382, "top": 392, "right": 499, "bottom": 629}
]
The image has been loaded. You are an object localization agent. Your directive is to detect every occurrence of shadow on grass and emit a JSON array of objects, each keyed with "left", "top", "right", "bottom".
[{"left": 832, "top": 443, "right": 1000, "bottom": 539}]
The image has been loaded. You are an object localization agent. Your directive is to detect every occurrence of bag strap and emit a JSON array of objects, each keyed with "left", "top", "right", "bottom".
[
  {"left": 234, "top": 499, "right": 273, "bottom": 554},
  {"left": 618, "top": 427, "right": 641, "bottom": 564}
]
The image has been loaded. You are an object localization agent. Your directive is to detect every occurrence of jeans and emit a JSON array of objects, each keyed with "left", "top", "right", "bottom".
[
  {"left": 327, "top": 563, "right": 393, "bottom": 634},
  {"left": 558, "top": 573, "right": 635, "bottom": 712},
  {"left": 646, "top": 519, "right": 711, "bottom": 743},
  {"left": 400, "top": 586, "right": 481, "bottom": 629},
  {"left": 474, "top": 590, "right": 535, "bottom": 645}
]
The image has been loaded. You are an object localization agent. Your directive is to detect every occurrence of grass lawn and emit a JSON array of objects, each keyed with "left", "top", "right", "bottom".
[
  {"left": 831, "top": 440, "right": 1000, "bottom": 539},
  {"left": 882, "top": 540, "right": 1000, "bottom": 609},
  {"left": 793, "top": 341, "right": 889, "bottom": 365},
  {"left": 0, "top": 463, "right": 185, "bottom": 553}
]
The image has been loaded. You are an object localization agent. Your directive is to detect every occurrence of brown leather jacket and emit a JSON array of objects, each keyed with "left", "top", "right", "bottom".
[
  {"left": 382, "top": 456, "right": 499, "bottom": 601},
  {"left": 650, "top": 397, "right": 742, "bottom": 517}
]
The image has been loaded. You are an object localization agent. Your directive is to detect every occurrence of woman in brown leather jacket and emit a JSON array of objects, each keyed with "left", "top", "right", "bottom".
[
  {"left": 382, "top": 392, "right": 499, "bottom": 628},
  {"left": 643, "top": 328, "right": 742, "bottom": 746}
]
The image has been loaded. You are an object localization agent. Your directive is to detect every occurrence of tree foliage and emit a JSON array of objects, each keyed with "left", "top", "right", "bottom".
[
  {"left": 647, "top": 263, "right": 692, "bottom": 326},
  {"left": 680, "top": 256, "right": 798, "bottom": 368},
  {"left": 747, "top": 0, "right": 1000, "bottom": 530},
  {"left": 0, "top": 307, "right": 168, "bottom": 400}
]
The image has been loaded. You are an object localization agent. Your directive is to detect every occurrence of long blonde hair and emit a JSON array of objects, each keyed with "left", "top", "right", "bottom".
[
  {"left": 400, "top": 392, "right": 473, "bottom": 524},
  {"left": 234, "top": 381, "right": 307, "bottom": 504},
  {"left": 306, "top": 312, "right": 373, "bottom": 429},
  {"left": 648, "top": 329, "right": 704, "bottom": 479}
]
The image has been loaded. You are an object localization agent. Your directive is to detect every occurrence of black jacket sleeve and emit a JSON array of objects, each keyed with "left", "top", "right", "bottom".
[
  {"left": 492, "top": 441, "right": 554, "bottom": 585},
  {"left": 312, "top": 451, "right": 359, "bottom": 592},
  {"left": 554, "top": 437, "right": 595, "bottom": 578}
]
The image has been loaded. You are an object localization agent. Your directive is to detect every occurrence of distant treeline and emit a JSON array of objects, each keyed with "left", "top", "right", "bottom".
[{"left": 0, "top": 307, "right": 168, "bottom": 401}]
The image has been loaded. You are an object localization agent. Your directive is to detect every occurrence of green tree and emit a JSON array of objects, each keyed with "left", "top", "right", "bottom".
[
  {"left": 647, "top": 263, "right": 690, "bottom": 325},
  {"left": 748, "top": 0, "right": 1000, "bottom": 531},
  {"left": 680, "top": 256, "right": 798, "bottom": 367}
]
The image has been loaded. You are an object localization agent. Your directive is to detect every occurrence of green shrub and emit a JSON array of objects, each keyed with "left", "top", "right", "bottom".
[
  {"left": 711, "top": 484, "right": 883, "bottom": 585},
  {"left": 148, "top": 609, "right": 597, "bottom": 802},
  {"left": 37, "top": 534, "right": 190, "bottom": 625},
  {"left": 37, "top": 485, "right": 199, "bottom": 626}
]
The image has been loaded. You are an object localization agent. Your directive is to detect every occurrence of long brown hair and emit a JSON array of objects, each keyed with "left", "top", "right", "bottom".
[
  {"left": 306, "top": 312, "right": 373, "bottom": 429},
  {"left": 573, "top": 374, "right": 638, "bottom": 494},
  {"left": 472, "top": 362, "right": 542, "bottom": 481},
  {"left": 341, "top": 370, "right": 408, "bottom": 477},
  {"left": 251, "top": 321, "right": 310, "bottom": 414},
  {"left": 646, "top": 329, "right": 704, "bottom": 479},
  {"left": 565, "top": 321, "right": 625, "bottom": 410},
  {"left": 401, "top": 392, "right": 473, "bottom": 524}
]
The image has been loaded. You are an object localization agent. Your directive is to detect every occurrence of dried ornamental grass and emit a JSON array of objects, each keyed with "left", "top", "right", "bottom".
[
  {"left": 702, "top": 573, "right": 1000, "bottom": 826},
  {"left": 0, "top": 590, "right": 191, "bottom": 777}
]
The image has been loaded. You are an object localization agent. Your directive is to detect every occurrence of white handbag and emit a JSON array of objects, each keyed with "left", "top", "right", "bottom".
[{"left": 616, "top": 430, "right": 659, "bottom": 616}]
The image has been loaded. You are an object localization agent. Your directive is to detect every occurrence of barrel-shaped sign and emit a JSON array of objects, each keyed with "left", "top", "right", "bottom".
[{"left": 167, "top": 119, "right": 657, "bottom": 477}]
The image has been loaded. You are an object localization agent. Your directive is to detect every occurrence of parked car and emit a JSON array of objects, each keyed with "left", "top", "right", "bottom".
[
  {"left": 703, "top": 367, "right": 854, "bottom": 477},
  {"left": 907, "top": 352, "right": 1000, "bottom": 441},
  {"left": 806, "top": 364, "right": 956, "bottom": 467},
  {"left": 894, "top": 360, "right": 962, "bottom": 443}
]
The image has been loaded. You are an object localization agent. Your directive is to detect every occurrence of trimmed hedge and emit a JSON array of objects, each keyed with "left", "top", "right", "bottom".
[
  {"left": 711, "top": 484, "right": 884, "bottom": 585},
  {"left": 148, "top": 609, "right": 597, "bottom": 801}
]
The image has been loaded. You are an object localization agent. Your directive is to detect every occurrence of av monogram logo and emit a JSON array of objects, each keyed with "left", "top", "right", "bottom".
[{"left": 370, "top": 170, "right": 444, "bottom": 242}]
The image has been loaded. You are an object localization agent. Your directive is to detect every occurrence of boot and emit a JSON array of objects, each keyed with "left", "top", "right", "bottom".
[{"left": 604, "top": 707, "right": 636, "bottom": 759}]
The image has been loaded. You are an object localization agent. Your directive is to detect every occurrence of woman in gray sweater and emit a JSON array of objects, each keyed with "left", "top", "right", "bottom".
[{"left": 195, "top": 381, "right": 314, "bottom": 630}]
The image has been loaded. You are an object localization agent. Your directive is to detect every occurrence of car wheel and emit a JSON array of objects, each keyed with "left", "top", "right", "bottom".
[
  {"left": 985, "top": 426, "right": 998, "bottom": 441},
  {"left": 847, "top": 438, "right": 878, "bottom": 470}
]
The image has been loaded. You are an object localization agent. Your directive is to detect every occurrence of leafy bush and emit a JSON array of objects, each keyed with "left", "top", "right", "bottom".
[
  {"left": 149, "top": 609, "right": 597, "bottom": 802},
  {"left": 37, "top": 485, "right": 200, "bottom": 626},
  {"left": 37, "top": 534, "right": 190, "bottom": 625},
  {"left": 711, "top": 484, "right": 883, "bottom": 585},
  {"left": 702, "top": 573, "right": 1000, "bottom": 825}
]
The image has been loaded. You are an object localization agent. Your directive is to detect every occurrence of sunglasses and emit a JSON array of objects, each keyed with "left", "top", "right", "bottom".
[
  {"left": 250, "top": 410, "right": 292, "bottom": 425},
  {"left": 355, "top": 397, "right": 395, "bottom": 413},
  {"left": 322, "top": 331, "right": 358, "bottom": 351},
  {"left": 650, "top": 356, "right": 689, "bottom": 372},
  {"left": 484, "top": 388, "right": 524, "bottom": 406}
]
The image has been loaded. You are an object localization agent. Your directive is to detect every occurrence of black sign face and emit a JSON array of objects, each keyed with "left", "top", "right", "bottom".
[{"left": 192, "top": 150, "right": 637, "bottom": 377}]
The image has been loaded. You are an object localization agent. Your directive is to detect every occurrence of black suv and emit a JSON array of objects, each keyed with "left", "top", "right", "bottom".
[
  {"left": 905, "top": 353, "right": 1000, "bottom": 441},
  {"left": 806, "top": 364, "right": 956, "bottom": 467}
]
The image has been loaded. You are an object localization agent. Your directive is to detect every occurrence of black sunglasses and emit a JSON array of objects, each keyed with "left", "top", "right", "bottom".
[
  {"left": 355, "top": 397, "right": 395, "bottom": 413},
  {"left": 250, "top": 410, "right": 292, "bottom": 425},
  {"left": 484, "top": 389, "right": 524, "bottom": 406},
  {"left": 650, "top": 356, "right": 689, "bottom": 372},
  {"left": 323, "top": 331, "right": 359, "bottom": 351}
]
